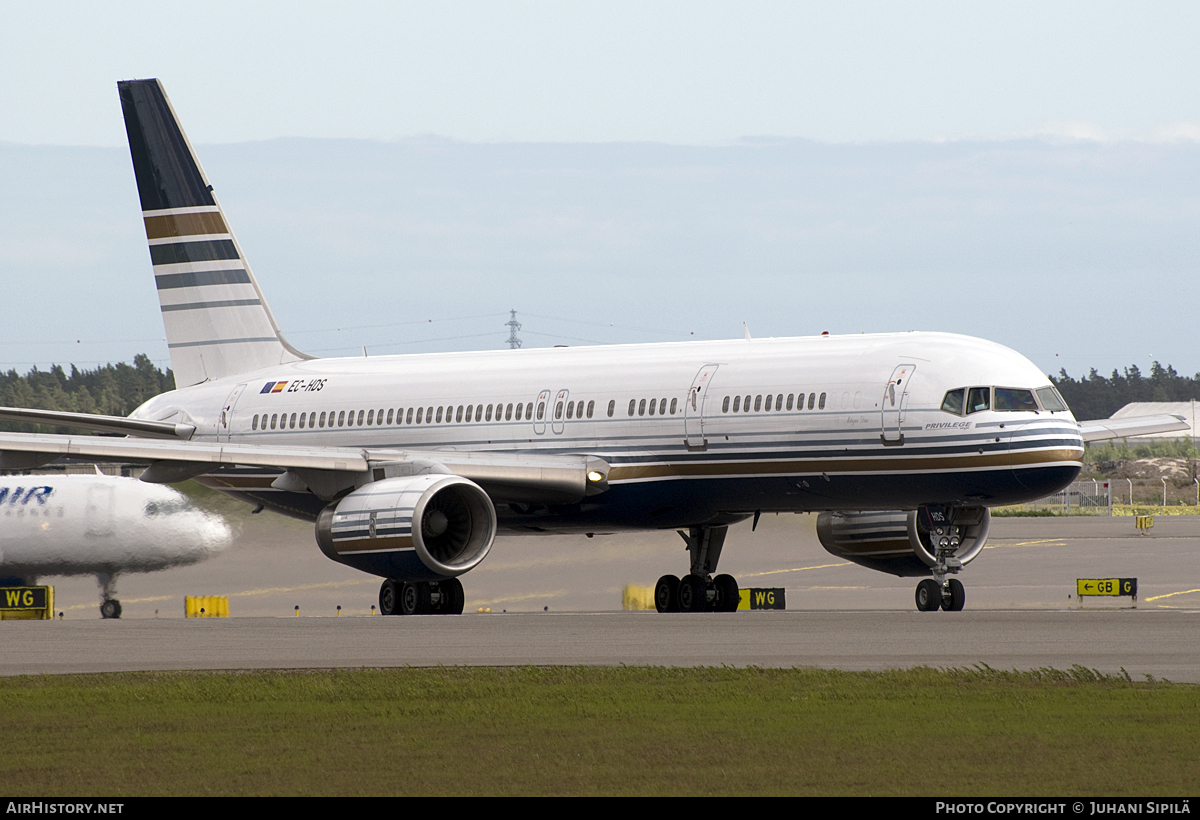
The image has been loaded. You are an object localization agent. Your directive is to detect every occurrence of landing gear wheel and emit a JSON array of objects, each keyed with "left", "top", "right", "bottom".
[
  {"left": 678, "top": 574, "right": 709, "bottom": 613},
  {"left": 99, "top": 599, "right": 122, "bottom": 619},
  {"left": 400, "top": 581, "right": 431, "bottom": 615},
  {"left": 714, "top": 574, "right": 740, "bottom": 612},
  {"left": 654, "top": 575, "right": 680, "bottom": 613},
  {"left": 915, "top": 580, "right": 942, "bottom": 612},
  {"left": 379, "top": 579, "right": 400, "bottom": 615},
  {"left": 943, "top": 578, "right": 966, "bottom": 611},
  {"left": 439, "top": 578, "right": 465, "bottom": 615}
]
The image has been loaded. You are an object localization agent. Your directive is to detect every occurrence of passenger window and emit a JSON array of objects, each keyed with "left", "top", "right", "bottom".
[
  {"left": 588, "top": 401, "right": 595, "bottom": 418},
  {"left": 628, "top": 400, "right": 636, "bottom": 417},
  {"left": 556, "top": 401, "right": 564, "bottom": 419},
  {"left": 607, "top": 400, "right": 615, "bottom": 417},
  {"left": 270, "top": 413, "right": 278, "bottom": 430},
  {"left": 940, "top": 389, "right": 965, "bottom": 415},
  {"left": 808, "top": 394, "right": 815, "bottom": 410},
  {"left": 670, "top": 398, "right": 677, "bottom": 415},
  {"left": 434, "top": 407, "right": 442, "bottom": 423},
  {"left": 723, "top": 396, "right": 730, "bottom": 413},
  {"left": 537, "top": 402, "right": 545, "bottom": 420},
  {"left": 476, "top": 406, "right": 483, "bottom": 422},
  {"left": 337, "top": 411, "right": 345, "bottom": 427},
  {"left": 649, "top": 399, "right": 657, "bottom": 416},
  {"left": 754, "top": 395, "right": 762, "bottom": 412},
  {"left": 525, "top": 402, "right": 533, "bottom": 419},
  {"left": 660, "top": 398, "right": 667, "bottom": 415},
  {"left": 485, "top": 404, "right": 493, "bottom": 422},
  {"left": 319, "top": 412, "right": 326, "bottom": 428},
  {"left": 456, "top": 406, "right": 464, "bottom": 423},
  {"left": 387, "top": 409, "right": 394, "bottom": 425},
  {"left": 505, "top": 403, "right": 513, "bottom": 421},
  {"left": 406, "top": 408, "right": 414, "bottom": 424},
  {"left": 733, "top": 396, "right": 741, "bottom": 412},
  {"left": 787, "top": 394, "right": 794, "bottom": 411},
  {"left": 566, "top": 402, "right": 574, "bottom": 420},
  {"left": 252, "top": 415, "right": 259, "bottom": 431},
  {"left": 818, "top": 393, "right": 826, "bottom": 410},
  {"left": 366, "top": 409, "right": 374, "bottom": 426},
  {"left": 355, "top": 410, "right": 363, "bottom": 426},
  {"left": 638, "top": 399, "right": 646, "bottom": 416},
  {"left": 416, "top": 408, "right": 424, "bottom": 424},
  {"left": 299, "top": 413, "right": 306, "bottom": 429},
  {"left": 967, "top": 387, "right": 990, "bottom": 414}
]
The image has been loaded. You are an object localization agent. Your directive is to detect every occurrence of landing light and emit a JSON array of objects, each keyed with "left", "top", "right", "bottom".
[{"left": 588, "top": 471, "right": 605, "bottom": 483}]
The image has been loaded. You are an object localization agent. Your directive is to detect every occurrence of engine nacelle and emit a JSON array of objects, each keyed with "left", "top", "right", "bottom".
[
  {"left": 816, "top": 506, "right": 990, "bottom": 577},
  {"left": 315, "top": 474, "right": 497, "bottom": 582}
]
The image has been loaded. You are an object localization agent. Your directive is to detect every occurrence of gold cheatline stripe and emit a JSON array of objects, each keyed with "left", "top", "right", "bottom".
[
  {"left": 607, "top": 448, "right": 1083, "bottom": 481},
  {"left": 334, "top": 534, "right": 414, "bottom": 554},
  {"left": 144, "top": 212, "right": 229, "bottom": 240}
]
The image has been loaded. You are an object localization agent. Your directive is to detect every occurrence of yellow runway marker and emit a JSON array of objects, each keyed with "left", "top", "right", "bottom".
[
  {"left": 1144, "top": 588, "right": 1200, "bottom": 603},
  {"left": 739, "top": 562, "right": 852, "bottom": 579}
]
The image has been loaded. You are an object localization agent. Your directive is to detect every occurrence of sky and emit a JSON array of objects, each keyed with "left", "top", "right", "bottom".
[{"left": 2, "top": 2, "right": 1200, "bottom": 384}]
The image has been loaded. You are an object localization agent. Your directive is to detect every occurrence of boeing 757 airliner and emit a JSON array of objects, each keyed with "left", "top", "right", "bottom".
[{"left": 0, "top": 80, "right": 1184, "bottom": 614}]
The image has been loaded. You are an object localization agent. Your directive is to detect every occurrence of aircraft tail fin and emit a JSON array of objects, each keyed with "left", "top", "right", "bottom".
[{"left": 117, "top": 79, "right": 310, "bottom": 387}]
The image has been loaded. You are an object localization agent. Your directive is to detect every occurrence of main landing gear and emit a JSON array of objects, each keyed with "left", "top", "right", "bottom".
[
  {"left": 378, "top": 578, "right": 465, "bottom": 616},
  {"left": 654, "top": 525, "right": 741, "bottom": 613},
  {"left": 97, "top": 573, "right": 122, "bottom": 619}
]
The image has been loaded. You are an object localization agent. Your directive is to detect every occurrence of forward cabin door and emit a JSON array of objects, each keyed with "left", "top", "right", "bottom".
[
  {"left": 881, "top": 365, "right": 916, "bottom": 445},
  {"left": 684, "top": 364, "right": 720, "bottom": 451}
]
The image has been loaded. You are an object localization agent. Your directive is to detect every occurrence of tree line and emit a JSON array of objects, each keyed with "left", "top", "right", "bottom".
[
  {"left": 0, "top": 355, "right": 174, "bottom": 433},
  {"left": 1050, "top": 362, "right": 1200, "bottom": 422}
]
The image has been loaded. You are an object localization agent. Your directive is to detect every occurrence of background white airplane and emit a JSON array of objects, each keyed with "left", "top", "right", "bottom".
[{"left": 0, "top": 471, "right": 231, "bottom": 618}]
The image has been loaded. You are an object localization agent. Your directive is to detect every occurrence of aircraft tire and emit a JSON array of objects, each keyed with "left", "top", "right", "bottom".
[
  {"left": 379, "top": 580, "right": 400, "bottom": 616},
  {"left": 944, "top": 579, "right": 966, "bottom": 611},
  {"left": 400, "top": 581, "right": 431, "bottom": 615},
  {"left": 915, "top": 580, "right": 942, "bottom": 612},
  {"left": 654, "top": 575, "right": 680, "bottom": 613},
  {"left": 714, "top": 574, "right": 740, "bottom": 612},
  {"left": 678, "top": 574, "right": 708, "bottom": 613},
  {"left": 100, "top": 599, "right": 122, "bottom": 619},
  {"left": 440, "top": 578, "right": 465, "bottom": 615}
]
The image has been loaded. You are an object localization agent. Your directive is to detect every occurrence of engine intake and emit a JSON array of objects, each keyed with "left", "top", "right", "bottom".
[
  {"left": 816, "top": 506, "right": 990, "bottom": 577},
  {"left": 316, "top": 474, "right": 497, "bottom": 581}
]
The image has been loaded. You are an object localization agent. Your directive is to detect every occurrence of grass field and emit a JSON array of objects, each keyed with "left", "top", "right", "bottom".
[{"left": 2, "top": 666, "right": 1197, "bottom": 796}]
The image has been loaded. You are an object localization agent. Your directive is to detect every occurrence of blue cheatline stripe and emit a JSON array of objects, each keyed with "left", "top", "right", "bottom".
[
  {"left": 155, "top": 269, "right": 252, "bottom": 289},
  {"left": 167, "top": 337, "right": 279, "bottom": 349},
  {"left": 149, "top": 239, "right": 239, "bottom": 265},
  {"left": 160, "top": 299, "right": 263, "bottom": 312}
]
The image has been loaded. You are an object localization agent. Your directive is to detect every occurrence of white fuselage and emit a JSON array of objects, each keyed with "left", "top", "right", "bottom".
[
  {"left": 133, "top": 330, "right": 1084, "bottom": 530},
  {"left": 0, "top": 474, "right": 231, "bottom": 582}
]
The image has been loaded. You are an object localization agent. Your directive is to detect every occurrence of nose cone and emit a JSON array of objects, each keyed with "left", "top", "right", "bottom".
[{"left": 1006, "top": 416, "right": 1084, "bottom": 502}]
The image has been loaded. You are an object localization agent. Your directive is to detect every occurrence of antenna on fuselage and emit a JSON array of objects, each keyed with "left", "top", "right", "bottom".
[
  {"left": 506, "top": 310, "right": 523, "bottom": 349},
  {"left": 743, "top": 322, "right": 752, "bottom": 341}
]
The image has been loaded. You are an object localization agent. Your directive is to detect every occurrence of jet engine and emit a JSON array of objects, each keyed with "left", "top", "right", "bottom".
[
  {"left": 315, "top": 474, "right": 497, "bottom": 582},
  {"left": 816, "top": 506, "right": 990, "bottom": 577}
]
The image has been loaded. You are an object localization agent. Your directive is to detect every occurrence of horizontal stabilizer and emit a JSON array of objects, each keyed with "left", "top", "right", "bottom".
[{"left": 1078, "top": 414, "right": 1190, "bottom": 443}]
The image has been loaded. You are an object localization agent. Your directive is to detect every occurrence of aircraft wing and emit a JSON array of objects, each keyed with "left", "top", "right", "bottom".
[
  {"left": 0, "top": 431, "right": 608, "bottom": 504},
  {"left": 1077, "top": 414, "right": 1190, "bottom": 443}
]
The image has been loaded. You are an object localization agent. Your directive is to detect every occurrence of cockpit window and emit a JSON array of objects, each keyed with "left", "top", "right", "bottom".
[
  {"left": 1036, "top": 386, "right": 1069, "bottom": 412},
  {"left": 966, "top": 387, "right": 990, "bottom": 414},
  {"left": 940, "top": 389, "right": 965, "bottom": 415},
  {"left": 994, "top": 388, "right": 1038, "bottom": 412}
]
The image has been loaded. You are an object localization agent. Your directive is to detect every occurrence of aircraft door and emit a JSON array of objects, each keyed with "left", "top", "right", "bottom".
[
  {"left": 551, "top": 389, "right": 569, "bottom": 435},
  {"left": 881, "top": 365, "right": 916, "bottom": 445},
  {"left": 684, "top": 364, "right": 720, "bottom": 451},
  {"left": 85, "top": 484, "right": 115, "bottom": 537},
  {"left": 533, "top": 390, "right": 551, "bottom": 435},
  {"left": 218, "top": 383, "right": 248, "bottom": 442}
]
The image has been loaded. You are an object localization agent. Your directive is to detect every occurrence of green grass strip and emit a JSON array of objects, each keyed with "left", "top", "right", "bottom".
[{"left": 1, "top": 665, "right": 1196, "bottom": 796}]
